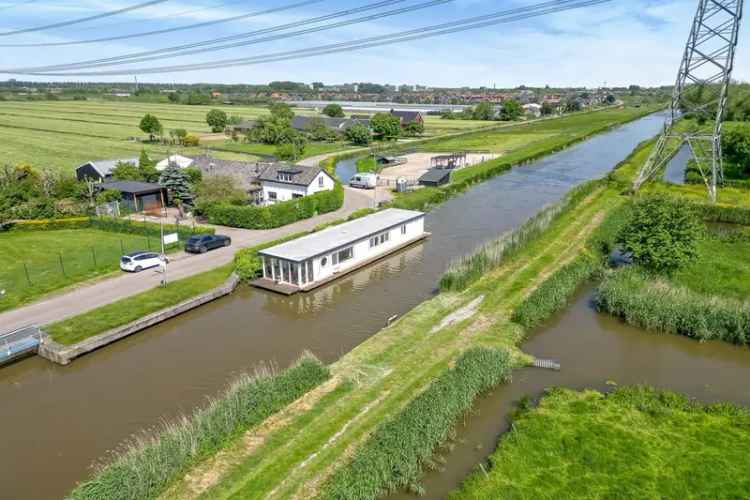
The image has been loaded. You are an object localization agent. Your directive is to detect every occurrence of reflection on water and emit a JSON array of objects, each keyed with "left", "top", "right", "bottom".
[
  {"left": 0, "top": 112, "right": 668, "bottom": 500},
  {"left": 389, "top": 288, "right": 750, "bottom": 500}
]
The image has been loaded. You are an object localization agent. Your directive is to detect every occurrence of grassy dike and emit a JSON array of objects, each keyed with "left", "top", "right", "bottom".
[
  {"left": 451, "top": 386, "right": 750, "bottom": 499},
  {"left": 154, "top": 177, "right": 625, "bottom": 499}
]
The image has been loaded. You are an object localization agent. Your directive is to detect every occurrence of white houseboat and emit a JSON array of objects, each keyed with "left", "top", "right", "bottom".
[{"left": 252, "top": 208, "right": 428, "bottom": 294}]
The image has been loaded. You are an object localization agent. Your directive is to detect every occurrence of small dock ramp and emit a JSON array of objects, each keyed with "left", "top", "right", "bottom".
[
  {"left": 0, "top": 325, "right": 41, "bottom": 366},
  {"left": 533, "top": 358, "right": 561, "bottom": 371}
]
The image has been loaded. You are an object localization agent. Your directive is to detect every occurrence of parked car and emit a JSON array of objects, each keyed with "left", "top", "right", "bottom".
[
  {"left": 120, "top": 251, "right": 168, "bottom": 273},
  {"left": 350, "top": 173, "right": 378, "bottom": 189},
  {"left": 185, "top": 234, "right": 232, "bottom": 253}
]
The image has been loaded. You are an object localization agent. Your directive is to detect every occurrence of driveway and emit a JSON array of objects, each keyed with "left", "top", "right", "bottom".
[{"left": 0, "top": 188, "right": 373, "bottom": 332}]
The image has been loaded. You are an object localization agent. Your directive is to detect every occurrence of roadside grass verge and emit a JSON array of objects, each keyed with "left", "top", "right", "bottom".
[
  {"left": 451, "top": 386, "right": 750, "bottom": 500},
  {"left": 69, "top": 354, "right": 330, "bottom": 500},
  {"left": 45, "top": 264, "right": 233, "bottom": 345},
  {"left": 596, "top": 266, "right": 750, "bottom": 345},
  {"left": 322, "top": 348, "right": 512, "bottom": 500}
]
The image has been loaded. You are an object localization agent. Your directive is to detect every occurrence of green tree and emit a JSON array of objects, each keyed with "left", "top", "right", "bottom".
[
  {"left": 722, "top": 124, "right": 750, "bottom": 176},
  {"left": 269, "top": 102, "right": 294, "bottom": 122},
  {"left": 617, "top": 196, "right": 703, "bottom": 274},
  {"left": 194, "top": 174, "right": 246, "bottom": 213},
  {"left": 322, "top": 103, "right": 345, "bottom": 118},
  {"left": 305, "top": 117, "right": 336, "bottom": 142},
  {"left": 371, "top": 112, "right": 401, "bottom": 141},
  {"left": 159, "top": 162, "right": 193, "bottom": 207},
  {"left": 565, "top": 100, "right": 582, "bottom": 113},
  {"left": 206, "top": 109, "right": 228, "bottom": 133},
  {"left": 472, "top": 102, "right": 495, "bottom": 121},
  {"left": 139, "top": 113, "right": 163, "bottom": 141},
  {"left": 541, "top": 102, "right": 555, "bottom": 116},
  {"left": 275, "top": 128, "right": 307, "bottom": 160},
  {"left": 500, "top": 100, "right": 523, "bottom": 121},
  {"left": 111, "top": 161, "right": 140, "bottom": 180},
  {"left": 606, "top": 94, "right": 616, "bottom": 104},
  {"left": 345, "top": 123, "right": 371, "bottom": 145},
  {"left": 138, "top": 150, "right": 159, "bottom": 182},
  {"left": 96, "top": 188, "right": 122, "bottom": 204},
  {"left": 403, "top": 121, "right": 425, "bottom": 137},
  {"left": 186, "top": 92, "right": 210, "bottom": 105}
]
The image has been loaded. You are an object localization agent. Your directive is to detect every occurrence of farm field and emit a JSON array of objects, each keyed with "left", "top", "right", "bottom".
[
  {"left": 0, "top": 100, "right": 495, "bottom": 173},
  {"left": 0, "top": 228, "right": 176, "bottom": 312},
  {"left": 452, "top": 387, "right": 750, "bottom": 500}
]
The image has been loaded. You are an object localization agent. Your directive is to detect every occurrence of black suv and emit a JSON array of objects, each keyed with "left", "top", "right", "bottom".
[{"left": 185, "top": 234, "right": 232, "bottom": 253}]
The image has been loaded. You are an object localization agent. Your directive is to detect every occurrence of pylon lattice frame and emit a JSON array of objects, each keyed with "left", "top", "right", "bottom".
[{"left": 633, "top": 0, "right": 743, "bottom": 202}]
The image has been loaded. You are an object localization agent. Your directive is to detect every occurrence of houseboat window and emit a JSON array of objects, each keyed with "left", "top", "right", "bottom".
[
  {"left": 292, "top": 193, "right": 303, "bottom": 199},
  {"left": 268, "top": 191, "right": 277, "bottom": 200},
  {"left": 264, "top": 258, "right": 273, "bottom": 278},
  {"left": 282, "top": 260, "right": 290, "bottom": 283},
  {"left": 337, "top": 247, "right": 353, "bottom": 263},
  {"left": 370, "top": 232, "right": 390, "bottom": 248},
  {"left": 307, "top": 261, "right": 314, "bottom": 281},
  {"left": 401, "top": 224, "right": 407, "bottom": 235},
  {"left": 332, "top": 252, "right": 338, "bottom": 265},
  {"left": 380, "top": 232, "right": 389, "bottom": 244},
  {"left": 301, "top": 262, "right": 307, "bottom": 284},
  {"left": 321, "top": 257, "right": 327, "bottom": 267},
  {"left": 291, "top": 262, "right": 299, "bottom": 285},
  {"left": 318, "top": 175, "right": 324, "bottom": 187},
  {"left": 273, "top": 259, "right": 281, "bottom": 281}
]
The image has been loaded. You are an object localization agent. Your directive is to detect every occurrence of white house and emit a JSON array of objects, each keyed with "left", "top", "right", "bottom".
[
  {"left": 156, "top": 154, "right": 195, "bottom": 171},
  {"left": 253, "top": 208, "right": 427, "bottom": 294},
  {"left": 523, "top": 103, "right": 542, "bottom": 117},
  {"left": 257, "top": 163, "right": 335, "bottom": 205}
]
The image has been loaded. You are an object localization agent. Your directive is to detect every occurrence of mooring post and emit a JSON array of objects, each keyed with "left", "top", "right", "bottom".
[
  {"left": 23, "top": 263, "right": 32, "bottom": 286},
  {"left": 58, "top": 252, "right": 66, "bottom": 277}
]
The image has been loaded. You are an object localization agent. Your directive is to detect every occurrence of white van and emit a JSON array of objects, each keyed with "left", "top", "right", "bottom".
[{"left": 349, "top": 173, "right": 378, "bottom": 189}]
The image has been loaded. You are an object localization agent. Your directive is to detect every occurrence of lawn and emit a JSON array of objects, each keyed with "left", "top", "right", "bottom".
[
  {"left": 204, "top": 138, "right": 355, "bottom": 159},
  {"left": 45, "top": 264, "right": 232, "bottom": 345},
  {"left": 669, "top": 226, "right": 750, "bottom": 300},
  {"left": 452, "top": 386, "right": 750, "bottom": 499},
  {"left": 0, "top": 228, "right": 177, "bottom": 312}
]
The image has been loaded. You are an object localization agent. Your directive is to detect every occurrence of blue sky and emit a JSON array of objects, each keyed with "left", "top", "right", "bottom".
[{"left": 0, "top": 0, "right": 747, "bottom": 87}]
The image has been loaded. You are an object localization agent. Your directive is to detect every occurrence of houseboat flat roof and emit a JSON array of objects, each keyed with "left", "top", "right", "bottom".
[{"left": 259, "top": 208, "right": 424, "bottom": 262}]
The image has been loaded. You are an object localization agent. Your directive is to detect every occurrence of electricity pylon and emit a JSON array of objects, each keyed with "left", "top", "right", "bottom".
[{"left": 633, "top": 0, "right": 743, "bottom": 202}]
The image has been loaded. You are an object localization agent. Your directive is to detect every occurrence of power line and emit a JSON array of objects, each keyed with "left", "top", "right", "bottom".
[
  {"left": 3, "top": 0, "right": 612, "bottom": 76},
  {"left": 10, "top": 0, "right": 413, "bottom": 70},
  {"left": 0, "top": 0, "right": 324, "bottom": 47},
  {"left": 15, "top": 0, "right": 453, "bottom": 72},
  {"left": 0, "top": 0, "right": 171, "bottom": 37},
  {"left": 0, "top": 0, "right": 39, "bottom": 14}
]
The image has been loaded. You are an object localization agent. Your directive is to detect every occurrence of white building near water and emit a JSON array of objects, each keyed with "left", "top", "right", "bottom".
[
  {"left": 253, "top": 208, "right": 428, "bottom": 294},
  {"left": 257, "top": 163, "right": 335, "bottom": 205}
]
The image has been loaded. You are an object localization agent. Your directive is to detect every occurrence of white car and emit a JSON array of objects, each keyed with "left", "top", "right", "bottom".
[{"left": 120, "top": 251, "right": 168, "bottom": 273}]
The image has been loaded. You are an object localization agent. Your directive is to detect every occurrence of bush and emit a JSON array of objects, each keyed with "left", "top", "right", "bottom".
[
  {"left": 512, "top": 255, "right": 600, "bottom": 329},
  {"left": 345, "top": 123, "right": 371, "bottom": 145},
  {"left": 69, "top": 355, "right": 330, "bottom": 500},
  {"left": 183, "top": 134, "right": 200, "bottom": 147},
  {"left": 206, "top": 184, "right": 344, "bottom": 229},
  {"left": 7, "top": 216, "right": 214, "bottom": 240},
  {"left": 617, "top": 195, "right": 703, "bottom": 274},
  {"left": 322, "top": 103, "right": 345, "bottom": 118},
  {"left": 206, "top": 109, "right": 228, "bottom": 133},
  {"left": 596, "top": 267, "right": 750, "bottom": 345},
  {"left": 322, "top": 348, "right": 512, "bottom": 500}
]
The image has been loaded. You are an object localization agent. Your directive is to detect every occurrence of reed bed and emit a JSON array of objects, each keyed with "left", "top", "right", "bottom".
[
  {"left": 69, "top": 353, "right": 330, "bottom": 500},
  {"left": 596, "top": 267, "right": 750, "bottom": 345},
  {"left": 322, "top": 347, "right": 512, "bottom": 500},
  {"left": 512, "top": 254, "right": 600, "bottom": 329},
  {"left": 440, "top": 180, "right": 603, "bottom": 291}
]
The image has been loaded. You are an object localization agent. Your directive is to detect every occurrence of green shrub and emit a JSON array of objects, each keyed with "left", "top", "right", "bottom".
[
  {"left": 233, "top": 231, "right": 307, "bottom": 280},
  {"left": 322, "top": 347, "right": 512, "bottom": 500},
  {"left": 596, "top": 267, "right": 750, "bottom": 345},
  {"left": 356, "top": 156, "right": 378, "bottom": 173},
  {"left": 206, "top": 184, "right": 343, "bottom": 229},
  {"left": 69, "top": 354, "right": 330, "bottom": 500},
  {"left": 440, "top": 181, "right": 603, "bottom": 291},
  {"left": 7, "top": 216, "right": 214, "bottom": 240},
  {"left": 617, "top": 195, "right": 703, "bottom": 274},
  {"left": 512, "top": 254, "right": 600, "bottom": 329},
  {"left": 691, "top": 202, "right": 750, "bottom": 225}
]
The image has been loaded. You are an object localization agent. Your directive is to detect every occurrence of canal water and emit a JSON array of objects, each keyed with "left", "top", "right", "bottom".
[
  {"left": 389, "top": 287, "right": 750, "bottom": 500},
  {"left": 1, "top": 112, "right": 672, "bottom": 499}
]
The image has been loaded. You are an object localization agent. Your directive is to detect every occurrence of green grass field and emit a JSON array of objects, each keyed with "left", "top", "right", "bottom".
[
  {"left": 452, "top": 386, "right": 750, "bottom": 499},
  {"left": 0, "top": 228, "right": 176, "bottom": 312},
  {"left": 669, "top": 227, "right": 750, "bottom": 300},
  {"left": 0, "top": 100, "right": 493, "bottom": 172}
]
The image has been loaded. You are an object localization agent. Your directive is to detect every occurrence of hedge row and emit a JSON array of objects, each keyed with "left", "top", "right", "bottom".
[
  {"left": 206, "top": 184, "right": 344, "bottom": 229},
  {"left": 690, "top": 202, "right": 750, "bottom": 225},
  {"left": 7, "top": 216, "right": 214, "bottom": 240},
  {"left": 439, "top": 180, "right": 605, "bottom": 291},
  {"left": 596, "top": 267, "right": 750, "bottom": 345},
  {"left": 512, "top": 254, "right": 600, "bottom": 329},
  {"left": 70, "top": 354, "right": 330, "bottom": 500},
  {"left": 322, "top": 347, "right": 512, "bottom": 500}
]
